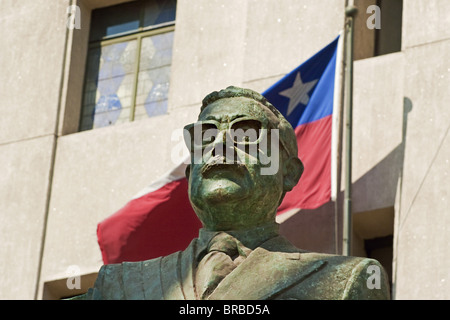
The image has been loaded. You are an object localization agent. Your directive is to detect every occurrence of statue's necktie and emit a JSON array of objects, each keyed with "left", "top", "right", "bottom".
[{"left": 195, "top": 232, "right": 250, "bottom": 299}]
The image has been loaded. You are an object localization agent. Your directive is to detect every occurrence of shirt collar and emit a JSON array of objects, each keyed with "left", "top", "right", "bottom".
[{"left": 197, "top": 222, "right": 280, "bottom": 251}]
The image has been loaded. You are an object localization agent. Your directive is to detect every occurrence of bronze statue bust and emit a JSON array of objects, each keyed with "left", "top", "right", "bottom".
[{"left": 82, "top": 86, "right": 390, "bottom": 300}]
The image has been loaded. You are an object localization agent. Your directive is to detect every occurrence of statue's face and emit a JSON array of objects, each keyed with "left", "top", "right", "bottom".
[{"left": 185, "top": 97, "right": 286, "bottom": 231}]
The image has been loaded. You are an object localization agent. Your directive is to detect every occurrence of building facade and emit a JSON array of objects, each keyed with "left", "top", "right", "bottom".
[{"left": 0, "top": 0, "right": 449, "bottom": 299}]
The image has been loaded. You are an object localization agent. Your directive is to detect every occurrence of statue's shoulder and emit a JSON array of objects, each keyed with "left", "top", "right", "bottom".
[
  {"left": 82, "top": 255, "right": 167, "bottom": 300},
  {"left": 282, "top": 251, "right": 390, "bottom": 300},
  {"left": 330, "top": 254, "right": 390, "bottom": 300},
  {"left": 261, "top": 235, "right": 389, "bottom": 299}
]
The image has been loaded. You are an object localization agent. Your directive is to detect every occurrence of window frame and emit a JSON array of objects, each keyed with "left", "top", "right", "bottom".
[{"left": 79, "top": 0, "right": 176, "bottom": 132}]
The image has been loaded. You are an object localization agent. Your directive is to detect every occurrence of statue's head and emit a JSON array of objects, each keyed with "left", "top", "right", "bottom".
[{"left": 184, "top": 86, "right": 303, "bottom": 231}]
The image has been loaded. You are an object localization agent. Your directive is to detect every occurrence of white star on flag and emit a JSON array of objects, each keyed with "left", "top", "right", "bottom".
[{"left": 279, "top": 72, "right": 318, "bottom": 116}]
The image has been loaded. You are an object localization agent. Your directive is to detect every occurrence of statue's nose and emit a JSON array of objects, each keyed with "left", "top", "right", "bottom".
[{"left": 211, "top": 130, "right": 236, "bottom": 162}]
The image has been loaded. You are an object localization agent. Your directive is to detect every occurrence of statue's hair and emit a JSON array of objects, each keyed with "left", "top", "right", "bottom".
[{"left": 200, "top": 86, "right": 300, "bottom": 161}]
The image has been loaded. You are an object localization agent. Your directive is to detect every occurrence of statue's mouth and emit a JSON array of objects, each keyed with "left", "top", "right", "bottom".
[{"left": 201, "top": 155, "right": 247, "bottom": 178}]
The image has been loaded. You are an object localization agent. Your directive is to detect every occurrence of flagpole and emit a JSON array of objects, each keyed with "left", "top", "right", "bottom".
[
  {"left": 342, "top": 2, "right": 357, "bottom": 256},
  {"left": 332, "top": 31, "right": 345, "bottom": 255}
]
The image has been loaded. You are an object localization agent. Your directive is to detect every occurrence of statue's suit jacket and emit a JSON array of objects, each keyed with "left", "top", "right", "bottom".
[{"left": 83, "top": 235, "right": 390, "bottom": 300}]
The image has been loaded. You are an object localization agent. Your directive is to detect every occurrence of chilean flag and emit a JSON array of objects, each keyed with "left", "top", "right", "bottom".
[
  {"left": 97, "top": 36, "right": 342, "bottom": 264},
  {"left": 263, "top": 35, "right": 341, "bottom": 213}
]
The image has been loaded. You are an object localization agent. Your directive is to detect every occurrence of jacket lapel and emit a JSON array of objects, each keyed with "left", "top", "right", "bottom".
[
  {"left": 179, "top": 238, "right": 198, "bottom": 300},
  {"left": 207, "top": 239, "right": 326, "bottom": 300},
  {"left": 158, "top": 238, "right": 199, "bottom": 300},
  {"left": 159, "top": 251, "right": 185, "bottom": 299}
]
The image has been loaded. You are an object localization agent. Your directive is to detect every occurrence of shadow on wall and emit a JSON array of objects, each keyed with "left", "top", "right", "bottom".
[{"left": 279, "top": 97, "right": 413, "bottom": 255}]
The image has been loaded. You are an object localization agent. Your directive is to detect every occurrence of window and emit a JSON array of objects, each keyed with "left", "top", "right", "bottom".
[{"left": 80, "top": 0, "right": 176, "bottom": 131}]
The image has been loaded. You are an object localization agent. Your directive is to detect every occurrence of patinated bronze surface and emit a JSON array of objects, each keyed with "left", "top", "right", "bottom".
[{"left": 81, "top": 86, "right": 390, "bottom": 300}]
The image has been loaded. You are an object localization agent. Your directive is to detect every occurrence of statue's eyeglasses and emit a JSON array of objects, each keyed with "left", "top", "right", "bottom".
[
  {"left": 183, "top": 117, "right": 291, "bottom": 157},
  {"left": 183, "top": 117, "right": 267, "bottom": 152}
]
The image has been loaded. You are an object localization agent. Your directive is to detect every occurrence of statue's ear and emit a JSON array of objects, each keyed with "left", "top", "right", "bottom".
[
  {"left": 185, "top": 164, "right": 191, "bottom": 181},
  {"left": 282, "top": 156, "right": 304, "bottom": 192}
]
